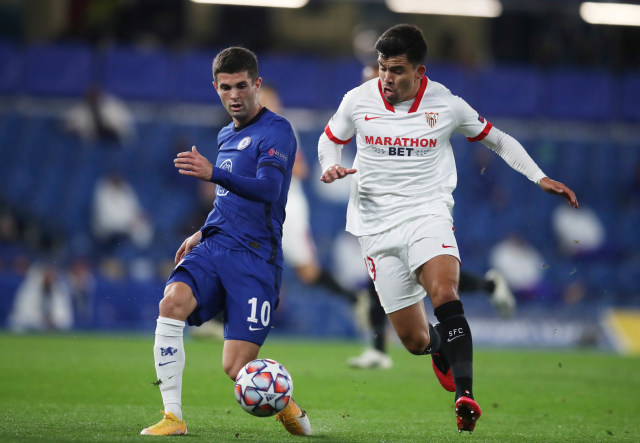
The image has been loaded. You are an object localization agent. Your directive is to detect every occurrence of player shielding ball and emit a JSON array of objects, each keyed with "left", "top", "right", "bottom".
[
  {"left": 318, "top": 24, "right": 577, "bottom": 433},
  {"left": 141, "top": 47, "right": 310, "bottom": 436}
]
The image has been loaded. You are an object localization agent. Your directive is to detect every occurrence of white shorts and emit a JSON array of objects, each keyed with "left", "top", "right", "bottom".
[
  {"left": 282, "top": 179, "right": 316, "bottom": 267},
  {"left": 358, "top": 214, "right": 460, "bottom": 314}
]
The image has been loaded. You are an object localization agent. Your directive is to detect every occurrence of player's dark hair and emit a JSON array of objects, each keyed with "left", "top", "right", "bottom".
[
  {"left": 375, "top": 24, "right": 427, "bottom": 65},
  {"left": 212, "top": 47, "right": 259, "bottom": 81}
]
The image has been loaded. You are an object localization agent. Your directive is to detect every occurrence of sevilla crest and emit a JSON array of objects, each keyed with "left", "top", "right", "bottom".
[{"left": 425, "top": 112, "right": 439, "bottom": 128}]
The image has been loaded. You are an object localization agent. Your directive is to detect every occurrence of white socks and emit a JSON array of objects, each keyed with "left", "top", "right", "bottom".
[{"left": 154, "top": 316, "right": 186, "bottom": 421}]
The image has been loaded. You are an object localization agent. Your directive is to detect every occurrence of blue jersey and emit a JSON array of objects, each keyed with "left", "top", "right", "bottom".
[{"left": 202, "top": 108, "right": 296, "bottom": 267}]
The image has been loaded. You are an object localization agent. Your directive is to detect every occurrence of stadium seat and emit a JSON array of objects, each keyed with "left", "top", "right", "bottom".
[
  {"left": 101, "top": 47, "right": 171, "bottom": 101},
  {"left": 259, "top": 53, "right": 321, "bottom": 108},
  {"left": 620, "top": 71, "right": 640, "bottom": 121},
  {"left": 546, "top": 68, "right": 613, "bottom": 120},
  {"left": 25, "top": 43, "right": 93, "bottom": 96},
  {"left": 318, "top": 57, "right": 363, "bottom": 108},
  {"left": 427, "top": 62, "right": 474, "bottom": 103},
  {"left": 173, "top": 50, "right": 220, "bottom": 104},
  {"left": 477, "top": 65, "right": 542, "bottom": 118},
  {"left": 0, "top": 41, "right": 22, "bottom": 94}
]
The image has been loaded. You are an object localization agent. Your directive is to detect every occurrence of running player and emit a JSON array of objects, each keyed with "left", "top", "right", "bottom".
[
  {"left": 318, "top": 25, "right": 578, "bottom": 433},
  {"left": 349, "top": 63, "right": 515, "bottom": 371},
  {"left": 141, "top": 47, "right": 310, "bottom": 436}
]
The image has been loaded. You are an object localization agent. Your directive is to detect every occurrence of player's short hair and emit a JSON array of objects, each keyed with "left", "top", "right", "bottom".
[
  {"left": 375, "top": 24, "right": 428, "bottom": 66},
  {"left": 212, "top": 47, "right": 259, "bottom": 82}
]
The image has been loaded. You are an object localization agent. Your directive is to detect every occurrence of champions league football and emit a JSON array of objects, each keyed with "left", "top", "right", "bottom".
[{"left": 234, "top": 359, "right": 293, "bottom": 417}]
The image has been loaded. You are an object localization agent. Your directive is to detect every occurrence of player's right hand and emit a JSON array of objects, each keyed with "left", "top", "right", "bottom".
[
  {"left": 539, "top": 177, "right": 579, "bottom": 208},
  {"left": 175, "top": 230, "right": 203, "bottom": 264},
  {"left": 320, "top": 164, "right": 357, "bottom": 183}
]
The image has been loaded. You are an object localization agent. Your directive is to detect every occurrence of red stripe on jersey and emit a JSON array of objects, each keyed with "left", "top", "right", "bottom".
[
  {"left": 466, "top": 121, "right": 493, "bottom": 142},
  {"left": 408, "top": 76, "right": 428, "bottom": 114},
  {"left": 324, "top": 125, "right": 353, "bottom": 145},
  {"left": 377, "top": 79, "right": 396, "bottom": 112}
]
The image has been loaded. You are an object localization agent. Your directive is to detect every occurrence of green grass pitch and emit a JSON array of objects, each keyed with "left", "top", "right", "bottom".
[{"left": 1, "top": 333, "right": 639, "bottom": 442}]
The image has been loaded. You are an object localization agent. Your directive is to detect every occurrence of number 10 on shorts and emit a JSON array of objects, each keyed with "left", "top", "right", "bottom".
[{"left": 247, "top": 297, "right": 271, "bottom": 328}]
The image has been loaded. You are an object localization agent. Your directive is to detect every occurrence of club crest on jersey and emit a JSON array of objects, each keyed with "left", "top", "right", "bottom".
[
  {"left": 238, "top": 136, "right": 251, "bottom": 150},
  {"left": 425, "top": 112, "right": 439, "bottom": 128},
  {"left": 216, "top": 159, "right": 232, "bottom": 196}
]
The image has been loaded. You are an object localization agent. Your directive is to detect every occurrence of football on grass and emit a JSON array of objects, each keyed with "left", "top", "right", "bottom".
[{"left": 234, "top": 358, "right": 293, "bottom": 417}]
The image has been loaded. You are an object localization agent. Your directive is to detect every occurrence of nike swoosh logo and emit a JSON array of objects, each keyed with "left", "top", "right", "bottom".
[
  {"left": 249, "top": 325, "right": 264, "bottom": 331},
  {"left": 364, "top": 115, "right": 382, "bottom": 121},
  {"left": 447, "top": 334, "right": 465, "bottom": 343},
  {"left": 158, "top": 361, "right": 176, "bottom": 366},
  {"left": 442, "top": 243, "right": 456, "bottom": 248}
]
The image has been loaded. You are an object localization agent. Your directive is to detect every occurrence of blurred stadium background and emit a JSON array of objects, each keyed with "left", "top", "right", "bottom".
[{"left": 0, "top": 0, "right": 639, "bottom": 353}]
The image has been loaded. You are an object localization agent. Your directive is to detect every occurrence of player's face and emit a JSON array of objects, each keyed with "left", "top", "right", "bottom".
[
  {"left": 378, "top": 55, "right": 425, "bottom": 105},
  {"left": 214, "top": 71, "right": 262, "bottom": 126}
]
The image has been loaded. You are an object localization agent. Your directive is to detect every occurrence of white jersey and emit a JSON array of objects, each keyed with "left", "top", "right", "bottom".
[{"left": 323, "top": 77, "right": 540, "bottom": 236}]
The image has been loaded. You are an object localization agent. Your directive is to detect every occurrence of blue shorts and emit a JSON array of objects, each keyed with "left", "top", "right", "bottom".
[{"left": 166, "top": 232, "right": 281, "bottom": 346}]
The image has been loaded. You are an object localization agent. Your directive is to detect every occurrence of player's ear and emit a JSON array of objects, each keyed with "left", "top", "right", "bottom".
[
  {"left": 212, "top": 81, "right": 218, "bottom": 92},
  {"left": 255, "top": 77, "right": 262, "bottom": 89},
  {"left": 416, "top": 64, "right": 426, "bottom": 78}
]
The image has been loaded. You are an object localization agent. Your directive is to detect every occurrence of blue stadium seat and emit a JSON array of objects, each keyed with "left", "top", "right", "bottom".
[
  {"left": 25, "top": 43, "right": 93, "bottom": 96},
  {"left": 0, "top": 41, "right": 22, "bottom": 94},
  {"left": 427, "top": 63, "right": 474, "bottom": 103},
  {"left": 101, "top": 47, "right": 171, "bottom": 101},
  {"left": 620, "top": 71, "right": 640, "bottom": 121},
  {"left": 477, "top": 65, "right": 541, "bottom": 117},
  {"left": 318, "top": 57, "right": 362, "bottom": 108},
  {"left": 173, "top": 50, "right": 219, "bottom": 104},
  {"left": 259, "top": 53, "right": 321, "bottom": 108},
  {"left": 546, "top": 68, "right": 613, "bottom": 120}
]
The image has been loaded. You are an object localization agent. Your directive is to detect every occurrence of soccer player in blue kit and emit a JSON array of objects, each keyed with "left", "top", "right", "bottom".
[{"left": 141, "top": 47, "right": 311, "bottom": 436}]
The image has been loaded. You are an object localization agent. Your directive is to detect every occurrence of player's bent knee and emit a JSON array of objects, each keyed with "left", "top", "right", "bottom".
[
  {"left": 398, "top": 332, "right": 430, "bottom": 355},
  {"left": 428, "top": 284, "right": 459, "bottom": 307},
  {"left": 223, "top": 361, "right": 242, "bottom": 381},
  {"left": 159, "top": 282, "right": 196, "bottom": 320}
]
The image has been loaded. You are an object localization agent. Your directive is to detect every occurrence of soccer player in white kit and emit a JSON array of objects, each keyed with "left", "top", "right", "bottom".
[{"left": 318, "top": 24, "right": 578, "bottom": 433}]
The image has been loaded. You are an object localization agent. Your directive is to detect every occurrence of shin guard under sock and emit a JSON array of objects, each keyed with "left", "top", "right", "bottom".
[
  {"left": 154, "top": 316, "right": 186, "bottom": 420},
  {"left": 434, "top": 300, "right": 474, "bottom": 400}
]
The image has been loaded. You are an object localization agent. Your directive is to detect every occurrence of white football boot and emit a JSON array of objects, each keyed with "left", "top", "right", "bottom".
[
  {"left": 485, "top": 269, "right": 516, "bottom": 318},
  {"left": 347, "top": 348, "right": 393, "bottom": 369}
]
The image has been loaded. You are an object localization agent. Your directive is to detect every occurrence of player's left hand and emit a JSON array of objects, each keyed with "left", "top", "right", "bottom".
[
  {"left": 539, "top": 177, "right": 579, "bottom": 208},
  {"left": 320, "top": 164, "right": 357, "bottom": 183},
  {"left": 175, "top": 146, "right": 213, "bottom": 181}
]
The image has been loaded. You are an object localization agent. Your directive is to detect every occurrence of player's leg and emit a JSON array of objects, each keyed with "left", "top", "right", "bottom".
[
  {"left": 383, "top": 297, "right": 454, "bottom": 392},
  {"left": 386, "top": 299, "right": 441, "bottom": 355},
  {"left": 458, "top": 270, "right": 492, "bottom": 293},
  {"left": 417, "top": 255, "right": 481, "bottom": 432},
  {"left": 222, "top": 339, "right": 260, "bottom": 380},
  {"left": 357, "top": 230, "right": 442, "bottom": 361},
  {"left": 348, "top": 281, "right": 392, "bottom": 369},
  {"left": 141, "top": 281, "right": 196, "bottom": 436},
  {"left": 222, "top": 250, "right": 311, "bottom": 436},
  {"left": 143, "top": 235, "right": 226, "bottom": 436},
  {"left": 459, "top": 269, "right": 515, "bottom": 317},
  {"left": 483, "top": 269, "right": 515, "bottom": 317}
]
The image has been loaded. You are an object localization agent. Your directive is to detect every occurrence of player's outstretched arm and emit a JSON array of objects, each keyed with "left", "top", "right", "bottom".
[
  {"left": 174, "top": 146, "right": 213, "bottom": 181},
  {"left": 320, "top": 164, "right": 357, "bottom": 184},
  {"left": 539, "top": 177, "right": 579, "bottom": 208},
  {"left": 175, "top": 230, "right": 203, "bottom": 264}
]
